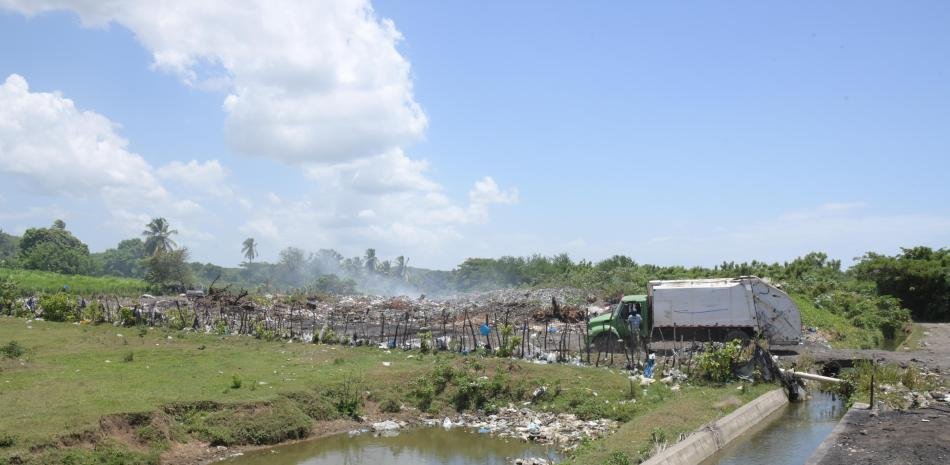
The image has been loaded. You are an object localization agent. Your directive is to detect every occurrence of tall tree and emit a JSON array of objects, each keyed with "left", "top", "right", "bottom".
[
  {"left": 364, "top": 248, "right": 378, "bottom": 273},
  {"left": 18, "top": 225, "right": 91, "bottom": 274},
  {"left": 242, "top": 237, "right": 258, "bottom": 263},
  {"left": 142, "top": 218, "right": 178, "bottom": 256},
  {"left": 395, "top": 256, "right": 408, "bottom": 281}
]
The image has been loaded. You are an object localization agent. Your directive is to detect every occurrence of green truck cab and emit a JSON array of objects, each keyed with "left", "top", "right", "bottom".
[{"left": 587, "top": 294, "right": 648, "bottom": 350}]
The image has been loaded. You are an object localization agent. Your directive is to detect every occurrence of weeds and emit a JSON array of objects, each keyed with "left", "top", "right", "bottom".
[
  {"left": 230, "top": 374, "right": 242, "bottom": 389},
  {"left": 1, "top": 340, "right": 25, "bottom": 359}
]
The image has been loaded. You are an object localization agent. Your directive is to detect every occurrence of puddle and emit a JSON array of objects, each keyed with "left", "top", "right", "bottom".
[{"left": 217, "top": 427, "right": 560, "bottom": 465}]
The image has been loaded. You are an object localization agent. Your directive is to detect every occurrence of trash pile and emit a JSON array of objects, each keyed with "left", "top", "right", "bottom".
[{"left": 426, "top": 406, "right": 617, "bottom": 450}]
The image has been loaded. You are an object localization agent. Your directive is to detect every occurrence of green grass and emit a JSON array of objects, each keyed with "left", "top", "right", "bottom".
[
  {"left": 564, "top": 383, "right": 775, "bottom": 464},
  {"left": 0, "top": 317, "right": 774, "bottom": 464},
  {"left": 793, "top": 294, "right": 883, "bottom": 349},
  {"left": 0, "top": 268, "right": 147, "bottom": 296}
]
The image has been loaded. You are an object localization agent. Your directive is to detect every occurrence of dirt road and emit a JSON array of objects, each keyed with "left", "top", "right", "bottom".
[
  {"left": 796, "top": 323, "right": 950, "bottom": 379},
  {"left": 813, "top": 405, "right": 950, "bottom": 465}
]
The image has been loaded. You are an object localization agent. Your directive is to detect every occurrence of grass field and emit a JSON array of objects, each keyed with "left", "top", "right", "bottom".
[
  {"left": 0, "top": 316, "right": 770, "bottom": 464},
  {"left": 0, "top": 268, "right": 148, "bottom": 296}
]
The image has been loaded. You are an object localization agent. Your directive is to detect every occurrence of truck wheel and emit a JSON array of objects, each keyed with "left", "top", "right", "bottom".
[{"left": 724, "top": 329, "right": 750, "bottom": 344}]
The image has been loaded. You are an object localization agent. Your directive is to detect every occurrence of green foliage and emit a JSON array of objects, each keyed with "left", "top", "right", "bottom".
[
  {"left": 379, "top": 397, "right": 402, "bottom": 413},
  {"left": 82, "top": 300, "right": 106, "bottom": 323},
  {"left": 0, "top": 432, "right": 16, "bottom": 448},
  {"left": 0, "top": 267, "right": 147, "bottom": 296},
  {"left": 813, "top": 291, "right": 910, "bottom": 339},
  {"left": 182, "top": 399, "right": 311, "bottom": 446},
  {"left": 696, "top": 340, "right": 743, "bottom": 382},
  {"left": 419, "top": 331, "right": 433, "bottom": 354},
  {"left": 95, "top": 239, "right": 147, "bottom": 278},
  {"left": 311, "top": 274, "right": 357, "bottom": 294},
  {"left": 606, "top": 450, "right": 631, "bottom": 465},
  {"left": 123, "top": 351, "right": 135, "bottom": 363},
  {"left": 496, "top": 324, "right": 521, "bottom": 358},
  {"left": 230, "top": 374, "right": 242, "bottom": 389},
  {"left": 854, "top": 247, "right": 950, "bottom": 321},
  {"left": 18, "top": 223, "right": 92, "bottom": 275},
  {"left": 118, "top": 307, "right": 136, "bottom": 327},
  {"left": 325, "top": 377, "right": 364, "bottom": 419},
  {"left": 38, "top": 292, "right": 77, "bottom": 322},
  {"left": 1, "top": 340, "right": 26, "bottom": 359},
  {"left": 144, "top": 249, "right": 193, "bottom": 290},
  {"left": 0, "top": 277, "right": 17, "bottom": 315}
]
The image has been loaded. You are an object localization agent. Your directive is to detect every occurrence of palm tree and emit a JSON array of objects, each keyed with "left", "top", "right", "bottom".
[
  {"left": 241, "top": 238, "right": 258, "bottom": 263},
  {"left": 395, "top": 256, "right": 408, "bottom": 281},
  {"left": 364, "top": 248, "right": 378, "bottom": 273},
  {"left": 142, "top": 217, "right": 178, "bottom": 256}
]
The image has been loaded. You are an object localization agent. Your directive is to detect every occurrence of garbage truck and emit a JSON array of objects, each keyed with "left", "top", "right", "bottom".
[{"left": 587, "top": 277, "right": 802, "bottom": 350}]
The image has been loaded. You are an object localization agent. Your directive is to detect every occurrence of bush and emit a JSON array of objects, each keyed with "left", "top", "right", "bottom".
[
  {"left": 123, "top": 351, "right": 135, "bottom": 363},
  {"left": 379, "top": 397, "right": 402, "bottom": 413},
  {"left": 326, "top": 377, "right": 364, "bottom": 419},
  {"left": 39, "top": 292, "right": 76, "bottom": 322},
  {"left": 82, "top": 300, "right": 106, "bottom": 323},
  {"left": 1, "top": 340, "right": 25, "bottom": 359},
  {"left": 184, "top": 399, "right": 311, "bottom": 446},
  {"left": 419, "top": 331, "right": 433, "bottom": 354},
  {"left": 0, "top": 432, "right": 16, "bottom": 448},
  {"left": 118, "top": 307, "right": 136, "bottom": 326},
  {"left": 696, "top": 340, "right": 743, "bottom": 382},
  {"left": 282, "top": 391, "right": 339, "bottom": 421},
  {"left": 0, "top": 277, "right": 17, "bottom": 315},
  {"left": 231, "top": 374, "right": 242, "bottom": 389}
]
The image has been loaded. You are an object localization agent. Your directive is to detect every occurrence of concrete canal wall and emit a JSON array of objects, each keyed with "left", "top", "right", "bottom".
[{"left": 642, "top": 388, "right": 789, "bottom": 465}]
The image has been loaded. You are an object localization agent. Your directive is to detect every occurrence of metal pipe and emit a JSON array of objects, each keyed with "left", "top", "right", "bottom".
[{"left": 780, "top": 368, "right": 844, "bottom": 384}]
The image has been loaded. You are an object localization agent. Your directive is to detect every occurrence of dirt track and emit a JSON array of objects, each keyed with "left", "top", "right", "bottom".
[{"left": 795, "top": 323, "right": 950, "bottom": 380}]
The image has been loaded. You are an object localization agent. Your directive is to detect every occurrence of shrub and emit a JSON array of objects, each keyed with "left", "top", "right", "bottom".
[
  {"left": 39, "top": 292, "right": 76, "bottom": 322},
  {"left": 1, "top": 340, "right": 26, "bottom": 359},
  {"left": 0, "top": 432, "right": 16, "bottom": 448},
  {"left": 123, "top": 351, "right": 135, "bottom": 363},
  {"left": 118, "top": 307, "right": 136, "bottom": 326},
  {"left": 409, "top": 377, "right": 436, "bottom": 412},
  {"left": 326, "top": 377, "right": 364, "bottom": 419},
  {"left": 606, "top": 450, "right": 631, "bottom": 465},
  {"left": 282, "top": 391, "right": 339, "bottom": 421},
  {"left": 185, "top": 399, "right": 311, "bottom": 446},
  {"left": 82, "top": 300, "right": 106, "bottom": 323},
  {"left": 696, "top": 340, "right": 743, "bottom": 382},
  {"left": 231, "top": 374, "right": 242, "bottom": 389},
  {"left": 0, "top": 278, "right": 17, "bottom": 315},
  {"left": 419, "top": 331, "right": 433, "bottom": 354},
  {"left": 379, "top": 397, "right": 402, "bottom": 413}
]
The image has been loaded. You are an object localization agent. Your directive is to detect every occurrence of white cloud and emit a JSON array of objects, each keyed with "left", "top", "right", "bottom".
[
  {"left": 0, "top": 74, "right": 212, "bottom": 240},
  {"left": 0, "top": 1, "right": 516, "bottom": 263},
  {"left": 0, "top": 74, "right": 166, "bottom": 205},
  {"left": 2, "top": 0, "right": 427, "bottom": 165},
  {"left": 157, "top": 159, "right": 232, "bottom": 197}
]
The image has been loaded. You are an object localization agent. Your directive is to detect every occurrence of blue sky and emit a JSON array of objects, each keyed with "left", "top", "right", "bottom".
[{"left": 1, "top": 1, "right": 948, "bottom": 269}]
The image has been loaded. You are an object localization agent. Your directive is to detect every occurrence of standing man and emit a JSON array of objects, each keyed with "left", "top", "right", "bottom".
[{"left": 627, "top": 306, "right": 642, "bottom": 358}]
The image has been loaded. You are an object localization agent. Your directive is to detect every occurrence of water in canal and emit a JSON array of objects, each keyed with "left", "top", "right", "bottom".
[
  {"left": 700, "top": 390, "right": 846, "bottom": 465},
  {"left": 218, "top": 427, "right": 559, "bottom": 465}
]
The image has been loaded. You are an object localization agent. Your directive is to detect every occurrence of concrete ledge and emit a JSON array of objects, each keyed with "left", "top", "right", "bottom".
[
  {"left": 642, "top": 388, "right": 789, "bottom": 465},
  {"left": 804, "top": 402, "right": 868, "bottom": 465}
]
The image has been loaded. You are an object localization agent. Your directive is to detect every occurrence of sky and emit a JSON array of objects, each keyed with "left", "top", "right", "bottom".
[{"left": 0, "top": 0, "right": 948, "bottom": 270}]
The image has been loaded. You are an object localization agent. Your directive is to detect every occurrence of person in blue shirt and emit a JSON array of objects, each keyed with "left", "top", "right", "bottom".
[{"left": 627, "top": 306, "right": 642, "bottom": 356}]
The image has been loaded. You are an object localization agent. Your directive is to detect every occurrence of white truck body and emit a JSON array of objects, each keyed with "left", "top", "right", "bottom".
[{"left": 648, "top": 277, "right": 802, "bottom": 345}]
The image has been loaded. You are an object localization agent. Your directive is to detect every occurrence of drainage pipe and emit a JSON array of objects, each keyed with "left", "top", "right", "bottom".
[{"left": 780, "top": 369, "right": 844, "bottom": 384}]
